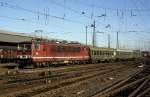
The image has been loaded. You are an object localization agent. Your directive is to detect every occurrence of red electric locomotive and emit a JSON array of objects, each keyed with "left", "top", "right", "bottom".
[{"left": 17, "top": 38, "right": 89, "bottom": 67}]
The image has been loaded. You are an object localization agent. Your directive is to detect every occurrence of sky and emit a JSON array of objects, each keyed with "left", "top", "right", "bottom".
[{"left": 0, "top": 0, "right": 150, "bottom": 50}]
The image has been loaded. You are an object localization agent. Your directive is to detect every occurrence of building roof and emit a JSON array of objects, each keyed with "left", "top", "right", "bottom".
[
  {"left": 0, "top": 29, "right": 35, "bottom": 43},
  {"left": 0, "top": 29, "right": 72, "bottom": 44}
]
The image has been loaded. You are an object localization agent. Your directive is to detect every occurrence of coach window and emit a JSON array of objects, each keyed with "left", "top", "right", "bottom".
[
  {"left": 104, "top": 52, "right": 106, "bottom": 55},
  {"left": 97, "top": 51, "right": 99, "bottom": 55},
  {"left": 92, "top": 51, "right": 94, "bottom": 55},
  {"left": 108, "top": 52, "right": 110, "bottom": 56},
  {"left": 106, "top": 52, "right": 108, "bottom": 55},
  {"left": 107, "top": 52, "right": 109, "bottom": 55},
  {"left": 94, "top": 51, "right": 96, "bottom": 55},
  {"left": 91, "top": 51, "right": 93, "bottom": 55},
  {"left": 100, "top": 51, "right": 101, "bottom": 55}
]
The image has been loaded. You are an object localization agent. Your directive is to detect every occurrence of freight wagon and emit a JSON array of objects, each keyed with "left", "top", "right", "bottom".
[{"left": 0, "top": 45, "right": 17, "bottom": 63}]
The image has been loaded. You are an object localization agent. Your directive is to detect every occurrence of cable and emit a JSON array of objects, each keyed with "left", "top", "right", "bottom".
[
  {"left": 0, "top": 15, "right": 73, "bottom": 30},
  {"left": 0, "top": 15, "right": 25, "bottom": 21},
  {"left": 74, "top": 0, "right": 150, "bottom": 12},
  {"left": 0, "top": 1, "right": 87, "bottom": 25},
  {"left": 131, "top": 0, "right": 150, "bottom": 32},
  {"left": 48, "top": 0, "right": 91, "bottom": 19}
]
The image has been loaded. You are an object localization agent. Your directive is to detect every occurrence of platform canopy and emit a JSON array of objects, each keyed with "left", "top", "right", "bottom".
[{"left": 0, "top": 29, "right": 35, "bottom": 43}]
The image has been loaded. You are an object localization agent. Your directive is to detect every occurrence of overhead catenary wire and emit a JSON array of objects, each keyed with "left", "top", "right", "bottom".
[
  {"left": 48, "top": 0, "right": 91, "bottom": 19},
  {"left": 0, "top": 1, "right": 87, "bottom": 25},
  {"left": 0, "top": 15, "right": 74, "bottom": 30},
  {"left": 74, "top": 0, "right": 150, "bottom": 12},
  {"left": 131, "top": 0, "right": 150, "bottom": 32}
]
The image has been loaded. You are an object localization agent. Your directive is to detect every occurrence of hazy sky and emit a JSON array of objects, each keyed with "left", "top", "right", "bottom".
[{"left": 0, "top": 0, "right": 150, "bottom": 50}]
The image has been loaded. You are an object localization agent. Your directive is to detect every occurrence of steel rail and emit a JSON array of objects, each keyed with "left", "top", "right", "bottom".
[
  {"left": 128, "top": 76, "right": 150, "bottom": 97},
  {"left": 93, "top": 66, "right": 148, "bottom": 97}
]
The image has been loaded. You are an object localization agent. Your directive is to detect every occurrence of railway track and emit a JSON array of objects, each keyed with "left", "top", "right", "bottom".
[
  {"left": 35, "top": 64, "right": 142, "bottom": 97},
  {"left": 0, "top": 62, "right": 117, "bottom": 83},
  {"left": 12, "top": 64, "right": 142, "bottom": 96},
  {"left": 0, "top": 61, "right": 144, "bottom": 97},
  {"left": 0, "top": 62, "right": 123, "bottom": 94},
  {"left": 93, "top": 65, "right": 150, "bottom": 97},
  {"left": 0, "top": 61, "right": 132, "bottom": 83}
]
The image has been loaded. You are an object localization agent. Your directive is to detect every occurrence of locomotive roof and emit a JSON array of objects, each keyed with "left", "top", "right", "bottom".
[{"left": 31, "top": 38, "right": 83, "bottom": 45}]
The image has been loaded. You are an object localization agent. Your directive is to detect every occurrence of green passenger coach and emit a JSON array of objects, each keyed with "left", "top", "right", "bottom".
[{"left": 89, "top": 47, "right": 117, "bottom": 62}]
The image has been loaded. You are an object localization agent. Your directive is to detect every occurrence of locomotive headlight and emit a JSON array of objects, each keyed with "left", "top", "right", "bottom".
[
  {"left": 18, "top": 55, "right": 31, "bottom": 59},
  {"left": 17, "top": 55, "right": 22, "bottom": 58},
  {"left": 36, "top": 52, "right": 38, "bottom": 55}
]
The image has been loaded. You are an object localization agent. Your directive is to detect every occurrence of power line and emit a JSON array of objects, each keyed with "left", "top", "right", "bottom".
[
  {"left": 0, "top": 15, "right": 44, "bottom": 25},
  {"left": 74, "top": 0, "right": 150, "bottom": 12},
  {"left": 131, "top": 0, "right": 150, "bottom": 32},
  {"left": 0, "top": 15, "right": 26, "bottom": 21},
  {"left": 0, "top": 15, "right": 73, "bottom": 30},
  {"left": 0, "top": 1, "right": 63, "bottom": 19},
  {"left": 48, "top": 0, "right": 91, "bottom": 19},
  {"left": 0, "top": 1, "right": 87, "bottom": 25}
]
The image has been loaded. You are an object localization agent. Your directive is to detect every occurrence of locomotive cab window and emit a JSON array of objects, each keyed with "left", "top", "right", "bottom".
[{"left": 34, "top": 43, "right": 40, "bottom": 50}]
